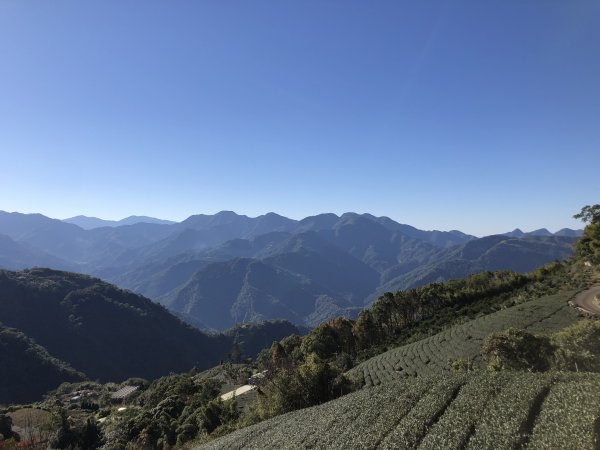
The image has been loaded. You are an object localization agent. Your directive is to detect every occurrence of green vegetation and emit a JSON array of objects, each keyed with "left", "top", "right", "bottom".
[
  {"left": 573, "top": 204, "right": 600, "bottom": 264},
  {"left": 527, "top": 373, "right": 600, "bottom": 449},
  {"left": 1, "top": 206, "right": 597, "bottom": 448},
  {"left": 110, "top": 374, "right": 238, "bottom": 449},
  {"left": 242, "top": 350, "right": 356, "bottom": 425},
  {"left": 465, "top": 373, "right": 551, "bottom": 449},
  {"left": 1, "top": 258, "right": 593, "bottom": 448},
  {"left": 481, "top": 320, "right": 600, "bottom": 373},
  {"left": 481, "top": 328, "right": 554, "bottom": 372},
  {"left": 253, "top": 261, "right": 586, "bottom": 385},
  {"left": 0, "top": 323, "right": 85, "bottom": 404},
  {"left": 552, "top": 319, "right": 600, "bottom": 371},
  {"left": 198, "top": 372, "right": 600, "bottom": 450},
  {"left": 348, "top": 290, "right": 579, "bottom": 386},
  {"left": 0, "top": 268, "right": 230, "bottom": 398},
  {"left": 223, "top": 320, "right": 305, "bottom": 361},
  {"left": 0, "top": 270, "right": 304, "bottom": 405}
]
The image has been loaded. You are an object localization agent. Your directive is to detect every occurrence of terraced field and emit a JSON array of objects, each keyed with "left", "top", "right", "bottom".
[
  {"left": 349, "top": 291, "right": 579, "bottom": 386},
  {"left": 197, "top": 372, "right": 600, "bottom": 450}
]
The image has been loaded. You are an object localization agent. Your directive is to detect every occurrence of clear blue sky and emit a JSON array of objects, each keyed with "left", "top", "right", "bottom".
[{"left": 1, "top": 1, "right": 598, "bottom": 236}]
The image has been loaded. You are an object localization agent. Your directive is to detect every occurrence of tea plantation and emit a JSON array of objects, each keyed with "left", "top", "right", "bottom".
[
  {"left": 198, "top": 372, "right": 600, "bottom": 449},
  {"left": 349, "top": 290, "right": 580, "bottom": 386}
]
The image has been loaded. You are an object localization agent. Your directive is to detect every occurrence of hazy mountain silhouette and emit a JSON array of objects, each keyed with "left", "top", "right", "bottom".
[
  {"left": 0, "top": 234, "right": 74, "bottom": 270},
  {"left": 63, "top": 215, "right": 175, "bottom": 229}
]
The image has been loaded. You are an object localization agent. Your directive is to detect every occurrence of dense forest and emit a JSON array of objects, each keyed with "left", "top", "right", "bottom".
[{"left": 0, "top": 269, "right": 302, "bottom": 404}]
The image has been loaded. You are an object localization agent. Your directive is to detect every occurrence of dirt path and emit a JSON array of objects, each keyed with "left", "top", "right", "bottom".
[{"left": 571, "top": 285, "right": 600, "bottom": 316}]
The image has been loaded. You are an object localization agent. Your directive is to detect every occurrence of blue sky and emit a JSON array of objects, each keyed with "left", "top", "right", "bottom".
[{"left": 0, "top": 1, "right": 598, "bottom": 236}]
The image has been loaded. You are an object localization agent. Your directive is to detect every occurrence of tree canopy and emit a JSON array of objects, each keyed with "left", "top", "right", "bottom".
[
  {"left": 573, "top": 204, "right": 600, "bottom": 224},
  {"left": 573, "top": 204, "right": 600, "bottom": 264}
]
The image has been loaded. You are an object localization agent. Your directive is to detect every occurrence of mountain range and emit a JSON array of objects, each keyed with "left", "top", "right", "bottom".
[
  {"left": 0, "top": 210, "right": 581, "bottom": 330},
  {"left": 63, "top": 215, "right": 176, "bottom": 229}
]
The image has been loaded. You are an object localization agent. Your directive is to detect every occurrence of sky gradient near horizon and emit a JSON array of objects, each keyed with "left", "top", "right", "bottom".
[{"left": 1, "top": 1, "right": 599, "bottom": 236}]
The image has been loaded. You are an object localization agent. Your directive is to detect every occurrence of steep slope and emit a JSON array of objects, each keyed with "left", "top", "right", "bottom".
[
  {"left": 348, "top": 290, "right": 578, "bottom": 386},
  {"left": 198, "top": 372, "right": 600, "bottom": 450},
  {"left": 0, "top": 234, "right": 73, "bottom": 270},
  {"left": 115, "top": 229, "right": 575, "bottom": 329},
  {"left": 377, "top": 235, "right": 576, "bottom": 297},
  {"left": 0, "top": 268, "right": 230, "bottom": 383},
  {"left": 159, "top": 230, "right": 385, "bottom": 330},
  {"left": 0, "top": 323, "right": 85, "bottom": 404},
  {"left": 164, "top": 258, "right": 356, "bottom": 330},
  {"left": 262, "top": 231, "right": 380, "bottom": 302}
]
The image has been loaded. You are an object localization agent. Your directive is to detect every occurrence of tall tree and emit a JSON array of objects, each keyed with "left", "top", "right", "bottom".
[{"left": 573, "top": 204, "right": 600, "bottom": 264}]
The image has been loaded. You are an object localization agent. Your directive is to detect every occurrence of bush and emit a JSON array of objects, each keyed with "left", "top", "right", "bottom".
[
  {"left": 552, "top": 320, "right": 600, "bottom": 372},
  {"left": 481, "top": 328, "right": 554, "bottom": 372}
]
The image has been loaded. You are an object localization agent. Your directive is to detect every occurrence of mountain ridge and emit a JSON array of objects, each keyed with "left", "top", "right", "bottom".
[
  {"left": 0, "top": 210, "right": 581, "bottom": 331},
  {"left": 63, "top": 215, "right": 176, "bottom": 229}
]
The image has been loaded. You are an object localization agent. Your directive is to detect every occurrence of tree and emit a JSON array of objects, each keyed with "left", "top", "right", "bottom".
[
  {"left": 270, "top": 341, "right": 289, "bottom": 369},
  {"left": 0, "top": 413, "right": 16, "bottom": 441},
  {"left": 81, "top": 418, "right": 102, "bottom": 449},
  {"left": 49, "top": 409, "right": 75, "bottom": 450},
  {"left": 573, "top": 204, "right": 600, "bottom": 264},
  {"left": 573, "top": 204, "right": 600, "bottom": 224},
  {"left": 552, "top": 320, "right": 600, "bottom": 372},
  {"left": 198, "top": 399, "right": 238, "bottom": 434},
  {"left": 352, "top": 310, "right": 379, "bottom": 350},
  {"left": 481, "top": 328, "right": 554, "bottom": 372},
  {"left": 228, "top": 343, "right": 242, "bottom": 363}
]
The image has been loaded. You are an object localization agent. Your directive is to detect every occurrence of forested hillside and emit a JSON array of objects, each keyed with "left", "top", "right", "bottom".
[
  {"left": 0, "top": 323, "right": 85, "bottom": 403},
  {"left": 0, "top": 268, "right": 231, "bottom": 403},
  {"left": 0, "top": 268, "right": 309, "bottom": 404}
]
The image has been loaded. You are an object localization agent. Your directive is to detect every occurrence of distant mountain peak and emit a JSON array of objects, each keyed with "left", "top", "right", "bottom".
[
  {"left": 215, "top": 210, "right": 243, "bottom": 217},
  {"left": 63, "top": 215, "right": 174, "bottom": 229},
  {"left": 503, "top": 227, "right": 580, "bottom": 238}
]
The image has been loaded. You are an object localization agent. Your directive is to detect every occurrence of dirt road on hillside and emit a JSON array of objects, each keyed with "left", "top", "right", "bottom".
[{"left": 571, "top": 285, "right": 600, "bottom": 316}]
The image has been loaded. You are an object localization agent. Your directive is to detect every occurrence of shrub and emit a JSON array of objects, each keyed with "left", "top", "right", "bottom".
[
  {"left": 481, "top": 328, "right": 554, "bottom": 372},
  {"left": 552, "top": 320, "right": 600, "bottom": 372}
]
